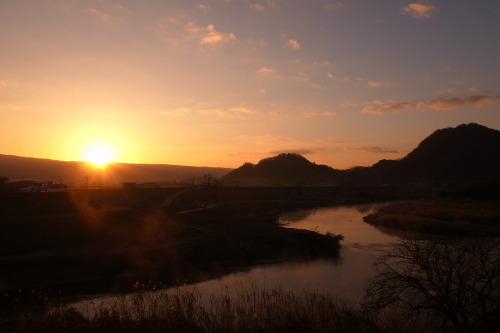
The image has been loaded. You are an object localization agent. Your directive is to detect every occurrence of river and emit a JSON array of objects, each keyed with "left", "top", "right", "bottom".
[
  {"left": 184, "top": 202, "right": 398, "bottom": 304},
  {"left": 70, "top": 202, "right": 399, "bottom": 315}
]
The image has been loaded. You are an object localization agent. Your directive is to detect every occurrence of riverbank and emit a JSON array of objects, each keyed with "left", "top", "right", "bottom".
[{"left": 363, "top": 180, "right": 500, "bottom": 237}]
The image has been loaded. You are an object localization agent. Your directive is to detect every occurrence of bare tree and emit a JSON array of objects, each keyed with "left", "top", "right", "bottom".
[{"left": 364, "top": 238, "right": 500, "bottom": 332}]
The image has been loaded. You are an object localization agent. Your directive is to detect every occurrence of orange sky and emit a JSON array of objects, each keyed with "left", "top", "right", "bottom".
[{"left": 1, "top": 1, "right": 500, "bottom": 169}]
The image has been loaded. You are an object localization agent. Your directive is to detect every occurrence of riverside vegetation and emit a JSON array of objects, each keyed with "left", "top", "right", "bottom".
[{"left": 4, "top": 238, "right": 500, "bottom": 333}]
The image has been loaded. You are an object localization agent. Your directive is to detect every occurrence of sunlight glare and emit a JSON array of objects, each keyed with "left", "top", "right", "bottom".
[{"left": 83, "top": 144, "right": 116, "bottom": 166}]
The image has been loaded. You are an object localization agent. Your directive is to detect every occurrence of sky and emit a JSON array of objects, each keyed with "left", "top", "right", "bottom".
[{"left": 1, "top": 0, "right": 500, "bottom": 169}]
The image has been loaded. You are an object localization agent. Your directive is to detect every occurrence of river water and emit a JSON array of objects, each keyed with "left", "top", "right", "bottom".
[
  {"left": 185, "top": 202, "right": 398, "bottom": 304},
  {"left": 71, "top": 202, "right": 399, "bottom": 314}
]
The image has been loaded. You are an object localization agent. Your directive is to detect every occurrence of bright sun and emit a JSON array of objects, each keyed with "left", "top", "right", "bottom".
[{"left": 83, "top": 144, "right": 116, "bottom": 166}]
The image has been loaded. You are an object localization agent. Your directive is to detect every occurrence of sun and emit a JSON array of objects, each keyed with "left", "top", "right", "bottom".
[{"left": 83, "top": 144, "right": 116, "bottom": 166}]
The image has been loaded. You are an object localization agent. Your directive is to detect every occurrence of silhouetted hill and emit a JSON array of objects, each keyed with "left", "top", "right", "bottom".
[
  {"left": 226, "top": 123, "right": 500, "bottom": 186},
  {"left": 224, "top": 153, "right": 341, "bottom": 186},
  {"left": 398, "top": 123, "right": 500, "bottom": 182},
  {"left": 345, "top": 123, "right": 500, "bottom": 185},
  {"left": 0, "top": 154, "right": 231, "bottom": 187}
]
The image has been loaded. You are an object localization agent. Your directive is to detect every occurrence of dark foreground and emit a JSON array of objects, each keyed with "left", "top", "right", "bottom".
[
  {"left": 3, "top": 184, "right": 500, "bottom": 332},
  {"left": 0, "top": 185, "right": 423, "bottom": 297}
]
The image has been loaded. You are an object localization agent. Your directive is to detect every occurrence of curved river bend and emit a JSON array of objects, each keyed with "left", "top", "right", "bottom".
[
  {"left": 72, "top": 202, "right": 398, "bottom": 314},
  {"left": 188, "top": 202, "right": 398, "bottom": 304}
]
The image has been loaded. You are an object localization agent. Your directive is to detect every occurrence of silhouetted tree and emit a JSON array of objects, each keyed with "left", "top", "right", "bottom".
[{"left": 364, "top": 238, "right": 500, "bottom": 332}]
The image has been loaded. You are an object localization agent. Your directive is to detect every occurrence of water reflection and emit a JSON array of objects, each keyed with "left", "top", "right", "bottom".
[
  {"left": 189, "top": 202, "right": 398, "bottom": 304},
  {"left": 280, "top": 203, "right": 395, "bottom": 246}
]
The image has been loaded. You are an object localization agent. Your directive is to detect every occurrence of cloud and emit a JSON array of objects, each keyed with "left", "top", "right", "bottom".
[
  {"left": 361, "top": 94, "right": 500, "bottom": 115},
  {"left": 234, "top": 135, "right": 345, "bottom": 160},
  {"left": 324, "top": 2, "right": 344, "bottom": 11},
  {"left": 288, "top": 39, "right": 301, "bottom": 50},
  {"left": 360, "top": 100, "right": 411, "bottom": 115},
  {"left": 303, "top": 111, "right": 336, "bottom": 118},
  {"left": 163, "top": 105, "right": 259, "bottom": 118},
  {"left": 402, "top": 3, "right": 437, "bottom": 19},
  {"left": 367, "top": 81, "right": 382, "bottom": 88},
  {"left": 420, "top": 94, "right": 500, "bottom": 110},
  {"left": 230, "top": 107, "right": 259, "bottom": 115},
  {"left": 87, "top": 7, "right": 112, "bottom": 23},
  {"left": 97, "top": 0, "right": 127, "bottom": 11},
  {"left": 248, "top": 1, "right": 275, "bottom": 11},
  {"left": 198, "top": 24, "right": 236, "bottom": 45},
  {"left": 196, "top": 4, "right": 211, "bottom": 12},
  {"left": 198, "top": 109, "right": 227, "bottom": 116},
  {"left": 250, "top": 3, "right": 265, "bottom": 11},
  {"left": 347, "top": 146, "right": 398, "bottom": 154},
  {"left": 161, "top": 107, "right": 192, "bottom": 117},
  {"left": 256, "top": 66, "right": 280, "bottom": 78},
  {"left": 269, "top": 149, "right": 316, "bottom": 156},
  {"left": 468, "top": 87, "right": 491, "bottom": 93},
  {"left": 160, "top": 21, "right": 237, "bottom": 49}
]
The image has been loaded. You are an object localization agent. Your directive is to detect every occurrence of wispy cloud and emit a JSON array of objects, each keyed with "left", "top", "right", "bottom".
[
  {"left": 159, "top": 20, "right": 237, "bottom": 50},
  {"left": 303, "top": 111, "right": 336, "bottom": 118},
  {"left": 325, "top": 73, "right": 386, "bottom": 88},
  {"left": 87, "top": 7, "right": 112, "bottom": 23},
  {"left": 468, "top": 87, "right": 491, "bottom": 93},
  {"left": 367, "top": 81, "right": 383, "bottom": 88},
  {"left": 250, "top": 3, "right": 265, "bottom": 11},
  {"left": 196, "top": 4, "right": 211, "bottom": 13},
  {"left": 347, "top": 146, "right": 398, "bottom": 154},
  {"left": 230, "top": 107, "right": 259, "bottom": 115},
  {"left": 161, "top": 107, "right": 192, "bottom": 117},
  {"left": 256, "top": 66, "right": 281, "bottom": 79},
  {"left": 361, "top": 94, "right": 500, "bottom": 115},
  {"left": 86, "top": 0, "right": 127, "bottom": 23},
  {"left": 200, "top": 24, "right": 236, "bottom": 45},
  {"left": 402, "top": 3, "right": 437, "bottom": 19},
  {"left": 269, "top": 149, "right": 316, "bottom": 156},
  {"left": 288, "top": 39, "right": 301, "bottom": 50},
  {"left": 163, "top": 105, "right": 259, "bottom": 118},
  {"left": 235, "top": 134, "right": 345, "bottom": 159},
  {"left": 324, "top": 2, "right": 344, "bottom": 11}
]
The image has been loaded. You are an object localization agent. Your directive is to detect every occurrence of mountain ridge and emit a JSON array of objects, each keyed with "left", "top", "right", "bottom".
[
  {"left": 2, "top": 123, "right": 500, "bottom": 187},
  {"left": 0, "top": 154, "right": 232, "bottom": 186},
  {"left": 226, "top": 123, "right": 500, "bottom": 186}
]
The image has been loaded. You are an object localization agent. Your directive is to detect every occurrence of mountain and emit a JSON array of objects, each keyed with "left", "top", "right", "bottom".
[
  {"left": 374, "top": 123, "right": 500, "bottom": 184},
  {"left": 224, "top": 153, "right": 340, "bottom": 186},
  {"left": 0, "top": 154, "right": 232, "bottom": 187},
  {"left": 226, "top": 123, "right": 500, "bottom": 186},
  {"left": 3, "top": 123, "right": 499, "bottom": 188}
]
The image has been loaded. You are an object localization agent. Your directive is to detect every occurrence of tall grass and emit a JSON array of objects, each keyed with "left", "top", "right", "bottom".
[{"left": 7, "top": 285, "right": 375, "bottom": 333}]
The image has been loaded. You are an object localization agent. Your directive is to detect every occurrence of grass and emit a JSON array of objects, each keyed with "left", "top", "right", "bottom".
[{"left": 3, "top": 286, "right": 376, "bottom": 333}]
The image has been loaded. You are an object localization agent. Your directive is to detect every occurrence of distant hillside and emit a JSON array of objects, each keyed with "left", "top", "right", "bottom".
[
  {"left": 0, "top": 155, "right": 232, "bottom": 186},
  {"left": 224, "top": 153, "right": 340, "bottom": 186},
  {"left": 4, "top": 123, "right": 498, "bottom": 188},
  {"left": 225, "top": 123, "right": 500, "bottom": 186},
  {"left": 374, "top": 123, "right": 500, "bottom": 184}
]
